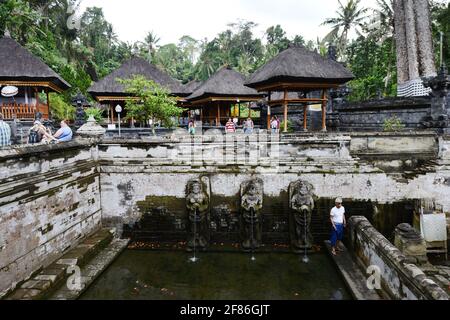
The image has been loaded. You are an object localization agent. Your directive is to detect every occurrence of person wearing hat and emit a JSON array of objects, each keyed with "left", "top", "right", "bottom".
[{"left": 330, "top": 198, "right": 346, "bottom": 256}]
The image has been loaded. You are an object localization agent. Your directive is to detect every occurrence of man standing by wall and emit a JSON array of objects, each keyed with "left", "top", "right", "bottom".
[
  {"left": 0, "top": 113, "right": 11, "bottom": 147},
  {"left": 330, "top": 198, "right": 346, "bottom": 256}
]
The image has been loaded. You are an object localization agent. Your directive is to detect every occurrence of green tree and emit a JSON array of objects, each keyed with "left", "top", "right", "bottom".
[
  {"left": 322, "top": 0, "right": 368, "bottom": 60},
  {"left": 118, "top": 76, "right": 183, "bottom": 134}
]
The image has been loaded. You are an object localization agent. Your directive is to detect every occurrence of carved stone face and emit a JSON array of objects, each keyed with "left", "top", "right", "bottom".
[
  {"left": 247, "top": 182, "right": 259, "bottom": 196},
  {"left": 191, "top": 183, "right": 201, "bottom": 194}
]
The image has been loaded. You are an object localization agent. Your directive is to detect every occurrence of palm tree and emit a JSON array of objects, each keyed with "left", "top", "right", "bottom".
[
  {"left": 321, "top": 0, "right": 368, "bottom": 59},
  {"left": 143, "top": 31, "right": 160, "bottom": 62}
]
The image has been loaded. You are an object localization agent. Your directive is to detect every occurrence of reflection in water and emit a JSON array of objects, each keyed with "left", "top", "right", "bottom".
[{"left": 81, "top": 250, "right": 351, "bottom": 300}]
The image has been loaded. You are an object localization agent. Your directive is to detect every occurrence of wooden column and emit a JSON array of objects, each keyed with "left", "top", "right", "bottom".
[
  {"left": 34, "top": 88, "right": 39, "bottom": 107},
  {"left": 283, "top": 89, "right": 288, "bottom": 133},
  {"left": 321, "top": 89, "right": 328, "bottom": 132},
  {"left": 303, "top": 105, "right": 308, "bottom": 132},
  {"left": 217, "top": 102, "right": 221, "bottom": 127},
  {"left": 46, "top": 89, "right": 51, "bottom": 120},
  {"left": 267, "top": 91, "right": 271, "bottom": 131},
  {"left": 110, "top": 103, "right": 115, "bottom": 124}
]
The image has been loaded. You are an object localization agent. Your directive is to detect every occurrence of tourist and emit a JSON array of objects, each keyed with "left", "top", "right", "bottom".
[
  {"left": 52, "top": 120, "right": 73, "bottom": 142},
  {"left": 225, "top": 118, "right": 236, "bottom": 133},
  {"left": 275, "top": 115, "right": 281, "bottom": 133},
  {"left": 188, "top": 119, "right": 196, "bottom": 135},
  {"left": 270, "top": 117, "right": 278, "bottom": 134},
  {"left": 0, "top": 113, "right": 11, "bottom": 147},
  {"left": 233, "top": 116, "right": 239, "bottom": 126},
  {"left": 330, "top": 198, "right": 346, "bottom": 256},
  {"left": 38, "top": 120, "right": 73, "bottom": 143},
  {"left": 28, "top": 120, "right": 47, "bottom": 144},
  {"left": 244, "top": 117, "right": 254, "bottom": 134}
]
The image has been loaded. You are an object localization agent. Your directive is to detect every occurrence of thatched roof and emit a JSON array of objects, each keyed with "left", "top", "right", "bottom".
[
  {"left": 245, "top": 45, "right": 354, "bottom": 90},
  {"left": 183, "top": 80, "right": 203, "bottom": 95},
  {"left": 0, "top": 36, "right": 70, "bottom": 91},
  {"left": 186, "top": 66, "right": 262, "bottom": 102},
  {"left": 88, "top": 56, "right": 186, "bottom": 98}
]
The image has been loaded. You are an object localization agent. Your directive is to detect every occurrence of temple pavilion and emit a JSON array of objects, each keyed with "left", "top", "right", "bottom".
[
  {"left": 245, "top": 45, "right": 354, "bottom": 132},
  {"left": 185, "top": 66, "right": 263, "bottom": 127},
  {"left": 0, "top": 34, "right": 71, "bottom": 120},
  {"left": 88, "top": 56, "right": 187, "bottom": 125}
]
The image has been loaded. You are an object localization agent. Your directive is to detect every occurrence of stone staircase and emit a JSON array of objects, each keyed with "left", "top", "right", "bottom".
[{"left": 5, "top": 229, "right": 128, "bottom": 300}]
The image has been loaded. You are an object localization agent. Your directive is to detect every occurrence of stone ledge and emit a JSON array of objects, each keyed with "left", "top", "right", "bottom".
[{"left": 349, "top": 216, "right": 449, "bottom": 300}]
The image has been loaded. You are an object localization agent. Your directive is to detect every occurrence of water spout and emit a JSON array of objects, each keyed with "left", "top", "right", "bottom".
[
  {"left": 189, "top": 208, "right": 199, "bottom": 263},
  {"left": 302, "top": 209, "right": 309, "bottom": 264},
  {"left": 250, "top": 207, "right": 256, "bottom": 262}
]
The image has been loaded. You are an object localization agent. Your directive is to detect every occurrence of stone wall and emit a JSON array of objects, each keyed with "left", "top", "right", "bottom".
[
  {"left": 348, "top": 216, "right": 448, "bottom": 300},
  {"left": 97, "top": 133, "right": 450, "bottom": 242},
  {"left": 0, "top": 141, "right": 101, "bottom": 297},
  {"left": 330, "top": 97, "right": 432, "bottom": 132}
]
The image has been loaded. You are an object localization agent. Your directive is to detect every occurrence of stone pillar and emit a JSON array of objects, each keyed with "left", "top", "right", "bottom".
[{"left": 394, "top": 223, "right": 428, "bottom": 265}]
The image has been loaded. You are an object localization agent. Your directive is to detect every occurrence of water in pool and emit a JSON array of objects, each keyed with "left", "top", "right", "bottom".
[{"left": 81, "top": 250, "right": 351, "bottom": 300}]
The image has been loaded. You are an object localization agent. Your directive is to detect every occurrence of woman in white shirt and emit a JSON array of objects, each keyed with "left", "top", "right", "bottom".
[{"left": 330, "top": 198, "right": 346, "bottom": 256}]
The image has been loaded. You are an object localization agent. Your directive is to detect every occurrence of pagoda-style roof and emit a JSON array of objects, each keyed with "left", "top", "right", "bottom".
[
  {"left": 245, "top": 45, "right": 354, "bottom": 91},
  {"left": 0, "top": 36, "right": 70, "bottom": 92},
  {"left": 186, "top": 66, "right": 263, "bottom": 104},
  {"left": 88, "top": 56, "right": 186, "bottom": 101}
]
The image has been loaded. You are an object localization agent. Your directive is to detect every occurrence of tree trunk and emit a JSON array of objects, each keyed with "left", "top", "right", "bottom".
[
  {"left": 394, "top": 0, "right": 409, "bottom": 84},
  {"left": 404, "top": 0, "right": 420, "bottom": 80},
  {"left": 414, "top": 0, "right": 436, "bottom": 77}
]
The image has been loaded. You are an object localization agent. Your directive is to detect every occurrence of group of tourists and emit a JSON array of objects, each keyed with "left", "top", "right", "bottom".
[
  {"left": 0, "top": 112, "right": 73, "bottom": 147},
  {"left": 187, "top": 117, "right": 255, "bottom": 135}
]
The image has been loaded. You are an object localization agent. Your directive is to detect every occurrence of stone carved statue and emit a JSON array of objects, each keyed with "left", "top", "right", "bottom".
[
  {"left": 289, "top": 180, "right": 315, "bottom": 251},
  {"left": 240, "top": 178, "right": 263, "bottom": 251},
  {"left": 186, "top": 178, "right": 210, "bottom": 251}
]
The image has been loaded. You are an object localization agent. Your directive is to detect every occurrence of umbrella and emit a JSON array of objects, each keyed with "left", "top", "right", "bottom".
[{"left": 1, "top": 85, "right": 18, "bottom": 97}]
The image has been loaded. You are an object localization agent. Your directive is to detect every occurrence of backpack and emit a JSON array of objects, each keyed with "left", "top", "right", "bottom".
[{"left": 28, "top": 129, "right": 42, "bottom": 144}]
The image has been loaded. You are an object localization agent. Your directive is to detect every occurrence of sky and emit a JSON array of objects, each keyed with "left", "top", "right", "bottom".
[{"left": 79, "top": 0, "right": 380, "bottom": 45}]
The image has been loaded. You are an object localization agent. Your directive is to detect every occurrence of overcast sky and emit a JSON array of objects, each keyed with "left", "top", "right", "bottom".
[{"left": 79, "top": 0, "right": 380, "bottom": 45}]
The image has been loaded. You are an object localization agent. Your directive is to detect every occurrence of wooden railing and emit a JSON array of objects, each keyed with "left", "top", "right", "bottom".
[{"left": 0, "top": 103, "right": 49, "bottom": 120}]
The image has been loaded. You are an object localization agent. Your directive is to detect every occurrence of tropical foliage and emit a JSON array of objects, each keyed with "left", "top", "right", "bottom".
[
  {"left": 0, "top": 0, "right": 449, "bottom": 104},
  {"left": 118, "top": 76, "right": 183, "bottom": 133}
]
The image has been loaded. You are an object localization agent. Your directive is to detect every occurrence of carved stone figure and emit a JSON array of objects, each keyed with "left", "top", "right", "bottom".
[
  {"left": 240, "top": 178, "right": 263, "bottom": 251},
  {"left": 289, "top": 180, "right": 315, "bottom": 251},
  {"left": 186, "top": 178, "right": 210, "bottom": 251}
]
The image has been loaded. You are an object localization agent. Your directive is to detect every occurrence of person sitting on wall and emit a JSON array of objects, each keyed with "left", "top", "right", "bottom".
[
  {"left": 225, "top": 118, "right": 236, "bottom": 133},
  {"left": 37, "top": 120, "right": 73, "bottom": 143},
  {"left": 28, "top": 120, "right": 48, "bottom": 144},
  {"left": 51, "top": 120, "right": 73, "bottom": 142},
  {"left": 330, "top": 198, "right": 346, "bottom": 256},
  {"left": 0, "top": 113, "right": 11, "bottom": 147}
]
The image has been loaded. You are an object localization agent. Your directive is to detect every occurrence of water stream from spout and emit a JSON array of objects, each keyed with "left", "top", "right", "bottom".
[
  {"left": 302, "top": 210, "right": 309, "bottom": 263},
  {"left": 250, "top": 207, "right": 256, "bottom": 261},
  {"left": 189, "top": 208, "right": 198, "bottom": 263}
]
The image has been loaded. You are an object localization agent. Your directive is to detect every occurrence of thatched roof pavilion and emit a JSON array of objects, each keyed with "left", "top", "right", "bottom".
[
  {"left": 89, "top": 56, "right": 186, "bottom": 101},
  {"left": 0, "top": 34, "right": 70, "bottom": 120},
  {"left": 88, "top": 56, "right": 186, "bottom": 124},
  {"left": 186, "top": 66, "right": 263, "bottom": 126},
  {"left": 246, "top": 45, "right": 354, "bottom": 132}
]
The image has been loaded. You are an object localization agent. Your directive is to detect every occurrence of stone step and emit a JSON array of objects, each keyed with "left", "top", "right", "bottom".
[
  {"left": 5, "top": 228, "right": 116, "bottom": 300},
  {"left": 49, "top": 238, "right": 129, "bottom": 300}
]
